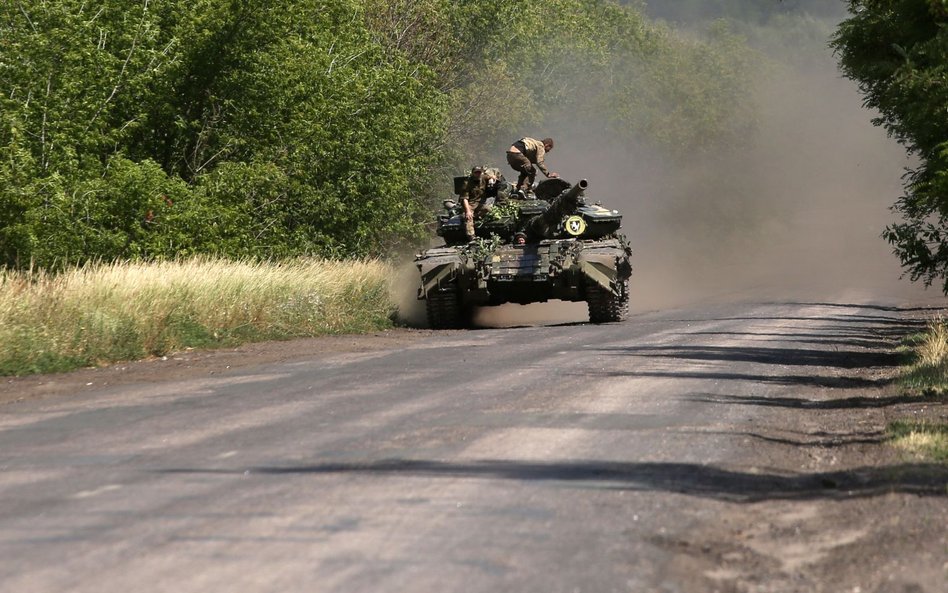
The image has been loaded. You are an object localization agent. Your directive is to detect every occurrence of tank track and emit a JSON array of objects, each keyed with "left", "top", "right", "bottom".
[
  {"left": 425, "top": 284, "right": 464, "bottom": 329},
  {"left": 587, "top": 279, "right": 629, "bottom": 323}
]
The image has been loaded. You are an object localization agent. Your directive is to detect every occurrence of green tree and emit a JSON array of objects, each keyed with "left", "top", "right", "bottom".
[
  {"left": 833, "top": 0, "right": 948, "bottom": 291},
  {"left": 0, "top": 0, "right": 172, "bottom": 266},
  {"left": 1, "top": 0, "right": 759, "bottom": 268},
  {"left": 363, "top": 0, "right": 759, "bottom": 164},
  {"left": 145, "top": 0, "right": 449, "bottom": 257},
  {"left": 0, "top": 0, "right": 449, "bottom": 267}
]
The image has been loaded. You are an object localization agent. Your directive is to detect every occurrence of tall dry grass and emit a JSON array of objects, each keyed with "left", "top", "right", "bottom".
[
  {"left": 888, "top": 421, "right": 948, "bottom": 462},
  {"left": 891, "top": 317, "right": 948, "bottom": 463},
  {"left": 900, "top": 317, "right": 948, "bottom": 393},
  {"left": 0, "top": 258, "right": 397, "bottom": 375}
]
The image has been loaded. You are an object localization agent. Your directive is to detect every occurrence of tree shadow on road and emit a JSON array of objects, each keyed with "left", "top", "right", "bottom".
[
  {"left": 684, "top": 392, "right": 944, "bottom": 410},
  {"left": 592, "top": 307, "right": 919, "bottom": 388},
  {"left": 598, "top": 344, "right": 902, "bottom": 369},
  {"left": 693, "top": 428, "right": 890, "bottom": 448},
  {"left": 600, "top": 369, "right": 889, "bottom": 389},
  {"left": 591, "top": 303, "right": 941, "bottom": 391},
  {"left": 789, "top": 302, "right": 944, "bottom": 314},
  {"left": 680, "top": 331, "right": 895, "bottom": 350},
  {"left": 161, "top": 458, "right": 948, "bottom": 503}
]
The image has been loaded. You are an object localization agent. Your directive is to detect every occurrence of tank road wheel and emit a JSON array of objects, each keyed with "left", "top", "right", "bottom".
[
  {"left": 426, "top": 283, "right": 464, "bottom": 329},
  {"left": 587, "top": 279, "right": 630, "bottom": 324}
]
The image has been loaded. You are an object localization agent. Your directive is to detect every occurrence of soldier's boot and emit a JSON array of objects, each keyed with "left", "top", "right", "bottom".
[{"left": 465, "top": 219, "right": 475, "bottom": 242}]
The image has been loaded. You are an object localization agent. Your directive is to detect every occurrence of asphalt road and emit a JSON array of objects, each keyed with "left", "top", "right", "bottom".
[{"left": 1, "top": 300, "right": 946, "bottom": 592}]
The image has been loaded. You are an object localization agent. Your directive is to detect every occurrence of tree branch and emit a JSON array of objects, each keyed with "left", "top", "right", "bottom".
[
  {"left": 16, "top": 1, "right": 37, "bottom": 34},
  {"left": 84, "top": 0, "right": 150, "bottom": 132}
]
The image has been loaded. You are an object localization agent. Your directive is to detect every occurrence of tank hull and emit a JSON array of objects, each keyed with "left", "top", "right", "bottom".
[{"left": 415, "top": 237, "right": 632, "bottom": 327}]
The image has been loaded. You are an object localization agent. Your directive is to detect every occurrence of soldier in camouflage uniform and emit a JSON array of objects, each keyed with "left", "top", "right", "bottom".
[
  {"left": 482, "top": 166, "right": 511, "bottom": 203},
  {"left": 459, "top": 166, "right": 489, "bottom": 241},
  {"left": 506, "top": 136, "right": 560, "bottom": 194},
  {"left": 459, "top": 165, "right": 512, "bottom": 240}
]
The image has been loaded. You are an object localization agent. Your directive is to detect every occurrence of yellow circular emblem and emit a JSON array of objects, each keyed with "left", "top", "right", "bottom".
[{"left": 564, "top": 215, "right": 587, "bottom": 236}]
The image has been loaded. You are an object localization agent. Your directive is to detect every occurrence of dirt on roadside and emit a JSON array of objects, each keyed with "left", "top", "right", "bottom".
[
  {"left": 665, "top": 387, "right": 947, "bottom": 592},
  {"left": 655, "top": 306, "right": 948, "bottom": 593},
  {"left": 0, "top": 328, "right": 446, "bottom": 407}
]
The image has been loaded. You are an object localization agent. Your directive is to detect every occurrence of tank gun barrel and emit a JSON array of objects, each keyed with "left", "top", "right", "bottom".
[
  {"left": 547, "top": 178, "right": 588, "bottom": 221},
  {"left": 526, "top": 178, "right": 588, "bottom": 240},
  {"left": 562, "top": 178, "right": 588, "bottom": 204}
]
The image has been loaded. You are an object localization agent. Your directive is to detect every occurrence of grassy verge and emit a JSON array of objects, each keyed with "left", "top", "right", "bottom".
[
  {"left": 0, "top": 258, "right": 398, "bottom": 376},
  {"left": 888, "top": 421, "right": 948, "bottom": 462},
  {"left": 891, "top": 318, "right": 948, "bottom": 462}
]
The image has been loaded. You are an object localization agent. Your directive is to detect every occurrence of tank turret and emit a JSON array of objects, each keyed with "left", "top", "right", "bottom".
[
  {"left": 416, "top": 175, "right": 632, "bottom": 328},
  {"left": 525, "top": 178, "right": 588, "bottom": 241}
]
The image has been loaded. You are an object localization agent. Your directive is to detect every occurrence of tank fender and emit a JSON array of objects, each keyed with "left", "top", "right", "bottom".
[
  {"left": 577, "top": 248, "right": 632, "bottom": 296},
  {"left": 415, "top": 249, "right": 463, "bottom": 299},
  {"left": 416, "top": 251, "right": 463, "bottom": 299}
]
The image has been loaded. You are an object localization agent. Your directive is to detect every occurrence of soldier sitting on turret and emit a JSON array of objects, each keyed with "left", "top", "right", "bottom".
[
  {"left": 460, "top": 165, "right": 511, "bottom": 241},
  {"left": 459, "top": 166, "right": 489, "bottom": 241},
  {"left": 482, "top": 167, "right": 511, "bottom": 203}
]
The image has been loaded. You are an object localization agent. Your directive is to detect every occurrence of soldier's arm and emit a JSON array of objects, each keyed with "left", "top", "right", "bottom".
[{"left": 535, "top": 146, "right": 550, "bottom": 176}]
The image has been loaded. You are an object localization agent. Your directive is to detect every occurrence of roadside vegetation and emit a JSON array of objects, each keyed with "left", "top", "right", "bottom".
[
  {"left": 0, "top": 0, "right": 757, "bottom": 269},
  {"left": 0, "top": 258, "right": 395, "bottom": 376},
  {"left": 0, "top": 0, "right": 762, "bottom": 375},
  {"left": 893, "top": 318, "right": 948, "bottom": 462},
  {"left": 833, "top": 1, "right": 948, "bottom": 292},
  {"left": 888, "top": 421, "right": 948, "bottom": 462}
]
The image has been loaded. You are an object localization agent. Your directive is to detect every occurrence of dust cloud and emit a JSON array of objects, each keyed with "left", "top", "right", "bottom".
[
  {"left": 399, "top": 16, "right": 941, "bottom": 329},
  {"left": 543, "top": 42, "right": 935, "bottom": 315},
  {"left": 392, "top": 261, "right": 428, "bottom": 327}
]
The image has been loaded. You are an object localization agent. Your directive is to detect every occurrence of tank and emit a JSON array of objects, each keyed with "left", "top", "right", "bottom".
[{"left": 415, "top": 176, "right": 633, "bottom": 328}]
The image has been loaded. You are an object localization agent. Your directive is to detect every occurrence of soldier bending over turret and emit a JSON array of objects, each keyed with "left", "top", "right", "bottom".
[{"left": 506, "top": 136, "right": 560, "bottom": 195}]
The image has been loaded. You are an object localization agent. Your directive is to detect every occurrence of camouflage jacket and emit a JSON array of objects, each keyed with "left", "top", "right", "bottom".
[
  {"left": 460, "top": 174, "right": 486, "bottom": 206},
  {"left": 517, "top": 137, "right": 550, "bottom": 175}
]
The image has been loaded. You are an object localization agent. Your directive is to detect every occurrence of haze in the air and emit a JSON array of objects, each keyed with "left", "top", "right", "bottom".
[{"left": 472, "top": 0, "right": 931, "bottom": 327}]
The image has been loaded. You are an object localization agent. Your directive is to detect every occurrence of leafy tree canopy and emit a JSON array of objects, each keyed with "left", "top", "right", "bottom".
[
  {"left": 0, "top": 0, "right": 758, "bottom": 268},
  {"left": 833, "top": 0, "right": 948, "bottom": 291}
]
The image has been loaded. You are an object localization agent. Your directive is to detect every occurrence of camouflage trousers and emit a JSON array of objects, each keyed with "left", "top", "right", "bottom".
[
  {"left": 464, "top": 199, "right": 491, "bottom": 240},
  {"left": 506, "top": 151, "right": 536, "bottom": 192}
]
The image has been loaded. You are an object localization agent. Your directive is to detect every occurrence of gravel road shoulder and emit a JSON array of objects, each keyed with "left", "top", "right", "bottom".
[{"left": 0, "top": 328, "right": 445, "bottom": 407}]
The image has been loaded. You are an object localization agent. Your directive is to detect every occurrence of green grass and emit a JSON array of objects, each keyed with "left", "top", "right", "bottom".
[
  {"left": 898, "top": 318, "right": 948, "bottom": 395},
  {"left": 0, "top": 257, "right": 399, "bottom": 376},
  {"left": 891, "top": 318, "right": 948, "bottom": 463},
  {"left": 888, "top": 421, "right": 948, "bottom": 462}
]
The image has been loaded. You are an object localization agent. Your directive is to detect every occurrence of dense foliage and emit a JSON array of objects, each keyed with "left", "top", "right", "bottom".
[
  {"left": 0, "top": 0, "right": 446, "bottom": 265},
  {"left": 0, "top": 0, "right": 757, "bottom": 268},
  {"left": 833, "top": 1, "right": 948, "bottom": 291}
]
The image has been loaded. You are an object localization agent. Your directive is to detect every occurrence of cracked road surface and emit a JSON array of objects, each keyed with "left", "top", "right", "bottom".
[{"left": 1, "top": 300, "right": 946, "bottom": 592}]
